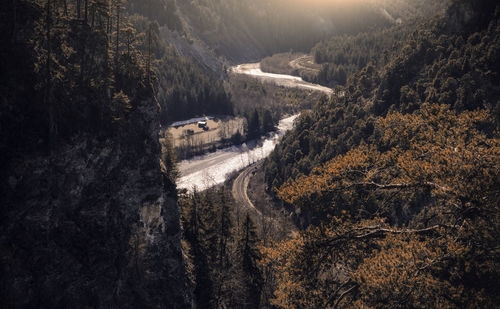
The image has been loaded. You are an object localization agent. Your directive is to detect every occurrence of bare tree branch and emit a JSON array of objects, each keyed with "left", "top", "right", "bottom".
[
  {"left": 349, "top": 181, "right": 451, "bottom": 192},
  {"left": 332, "top": 284, "right": 357, "bottom": 309}
]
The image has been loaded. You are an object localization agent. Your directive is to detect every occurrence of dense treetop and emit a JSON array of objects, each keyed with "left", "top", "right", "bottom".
[
  {"left": 1, "top": 0, "right": 499, "bottom": 308},
  {"left": 261, "top": 1, "right": 500, "bottom": 307},
  {"left": 265, "top": 0, "right": 500, "bottom": 191}
]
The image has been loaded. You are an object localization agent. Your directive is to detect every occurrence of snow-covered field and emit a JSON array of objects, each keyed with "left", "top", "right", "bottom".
[
  {"left": 177, "top": 60, "right": 330, "bottom": 191},
  {"left": 231, "top": 62, "right": 333, "bottom": 95},
  {"left": 177, "top": 115, "right": 298, "bottom": 191}
]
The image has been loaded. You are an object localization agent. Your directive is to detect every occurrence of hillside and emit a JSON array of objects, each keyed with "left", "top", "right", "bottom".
[
  {"left": 0, "top": 1, "right": 190, "bottom": 307},
  {"left": 160, "top": 0, "right": 450, "bottom": 64},
  {"left": 265, "top": 0, "right": 499, "bottom": 191},
  {"left": 261, "top": 0, "right": 500, "bottom": 307},
  {"left": 1, "top": 0, "right": 498, "bottom": 308}
]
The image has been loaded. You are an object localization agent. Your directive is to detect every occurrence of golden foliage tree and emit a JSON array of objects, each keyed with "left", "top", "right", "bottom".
[{"left": 263, "top": 104, "right": 500, "bottom": 307}]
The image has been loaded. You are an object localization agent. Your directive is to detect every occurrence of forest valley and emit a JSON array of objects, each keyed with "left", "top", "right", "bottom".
[{"left": 1, "top": 0, "right": 499, "bottom": 308}]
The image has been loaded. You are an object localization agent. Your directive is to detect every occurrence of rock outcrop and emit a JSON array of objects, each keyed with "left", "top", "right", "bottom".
[{"left": 1, "top": 99, "right": 189, "bottom": 308}]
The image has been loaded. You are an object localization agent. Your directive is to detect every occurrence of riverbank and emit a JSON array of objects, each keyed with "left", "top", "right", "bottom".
[
  {"left": 260, "top": 52, "right": 321, "bottom": 82},
  {"left": 177, "top": 114, "right": 298, "bottom": 191},
  {"left": 162, "top": 116, "right": 245, "bottom": 161},
  {"left": 231, "top": 62, "right": 333, "bottom": 95},
  {"left": 175, "top": 60, "right": 333, "bottom": 191}
]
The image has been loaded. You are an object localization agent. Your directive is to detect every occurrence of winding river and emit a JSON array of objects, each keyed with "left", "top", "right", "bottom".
[
  {"left": 232, "top": 63, "right": 333, "bottom": 95},
  {"left": 177, "top": 115, "right": 297, "bottom": 191},
  {"left": 177, "top": 62, "right": 332, "bottom": 191}
]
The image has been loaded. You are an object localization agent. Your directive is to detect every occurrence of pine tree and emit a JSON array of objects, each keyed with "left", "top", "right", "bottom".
[
  {"left": 247, "top": 109, "right": 260, "bottom": 140},
  {"left": 181, "top": 190, "right": 215, "bottom": 308},
  {"left": 261, "top": 109, "right": 274, "bottom": 133},
  {"left": 212, "top": 189, "right": 233, "bottom": 308},
  {"left": 235, "top": 214, "right": 262, "bottom": 308}
]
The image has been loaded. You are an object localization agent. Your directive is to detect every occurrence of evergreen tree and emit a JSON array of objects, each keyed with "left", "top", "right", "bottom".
[
  {"left": 235, "top": 214, "right": 262, "bottom": 308},
  {"left": 181, "top": 190, "right": 213, "bottom": 307},
  {"left": 180, "top": 189, "right": 236, "bottom": 308},
  {"left": 247, "top": 109, "right": 261, "bottom": 140},
  {"left": 212, "top": 189, "right": 233, "bottom": 308},
  {"left": 261, "top": 109, "right": 274, "bottom": 133}
]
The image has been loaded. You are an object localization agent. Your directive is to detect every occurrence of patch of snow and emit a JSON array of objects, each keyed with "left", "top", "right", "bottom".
[
  {"left": 177, "top": 115, "right": 298, "bottom": 191},
  {"left": 231, "top": 63, "right": 333, "bottom": 95}
]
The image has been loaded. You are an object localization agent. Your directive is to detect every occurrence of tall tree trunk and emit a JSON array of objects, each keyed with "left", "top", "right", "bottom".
[
  {"left": 126, "top": 32, "right": 130, "bottom": 58},
  {"left": 91, "top": 3, "right": 95, "bottom": 28},
  {"left": 147, "top": 23, "right": 152, "bottom": 85},
  {"left": 77, "top": 0, "right": 81, "bottom": 20},
  {"left": 46, "top": 0, "right": 56, "bottom": 150},
  {"left": 107, "top": 2, "right": 111, "bottom": 35},
  {"left": 102, "top": 26, "right": 109, "bottom": 128},
  {"left": 11, "top": 0, "right": 17, "bottom": 43},
  {"left": 115, "top": 1, "right": 119, "bottom": 68},
  {"left": 84, "top": 0, "right": 88, "bottom": 23},
  {"left": 80, "top": 39, "right": 85, "bottom": 87},
  {"left": 63, "top": 0, "right": 68, "bottom": 16},
  {"left": 46, "top": 0, "right": 51, "bottom": 81}
]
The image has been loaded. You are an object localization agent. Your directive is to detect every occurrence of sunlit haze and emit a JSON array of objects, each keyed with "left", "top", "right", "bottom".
[{"left": 2, "top": 0, "right": 498, "bottom": 307}]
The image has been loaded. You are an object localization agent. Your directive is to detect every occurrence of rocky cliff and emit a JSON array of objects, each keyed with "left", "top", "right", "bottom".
[{"left": 1, "top": 99, "right": 190, "bottom": 308}]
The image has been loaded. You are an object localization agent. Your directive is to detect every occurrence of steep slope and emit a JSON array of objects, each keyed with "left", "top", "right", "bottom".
[
  {"left": 265, "top": 0, "right": 500, "bottom": 191},
  {"left": 0, "top": 1, "right": 189, "bottom": 307},
  {"left": 260, "top": 1, "right": 499, "bottom": 307},
  {"left": 129, "top": 12, "right": 232, "bottom": 125},
  {"left": 155, "top": 0, "right": 451, "bottom": 64},
  {"left": 1, "top": 99, "right": 188, "bottom": 308},
  {"left": 175, "top": 0, "right": 394, "bottom": 62}
]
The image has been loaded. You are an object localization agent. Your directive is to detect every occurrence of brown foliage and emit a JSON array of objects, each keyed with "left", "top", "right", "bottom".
[{"left": 263, "top": 104, "right": 500, "bottom": 307}]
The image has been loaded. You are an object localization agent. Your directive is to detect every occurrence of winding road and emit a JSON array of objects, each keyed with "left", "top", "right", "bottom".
[
  {"left": 177, "top": 115, "right": 298, "bottom": 191},
  {"left": 179, "top": 59, "right": 329, "bottom": 213},
  {"left": 232, "top": 162, "right": 263, "bottom": 217},
  {"left": 228, "top": 60, "right": 332, "bottom": 214}
]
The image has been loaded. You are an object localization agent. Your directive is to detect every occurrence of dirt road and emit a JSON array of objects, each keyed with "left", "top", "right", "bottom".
[{"left": 289, "top": 55, "right": 321, "bottom": 73}]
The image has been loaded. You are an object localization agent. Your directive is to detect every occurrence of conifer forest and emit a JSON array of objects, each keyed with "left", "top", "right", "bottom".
[{"left": 1, "top": 0, "right": 499, "bottom": 308}]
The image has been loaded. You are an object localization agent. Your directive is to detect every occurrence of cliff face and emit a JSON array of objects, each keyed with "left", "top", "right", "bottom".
[{"left": 1, "top": 99, "right": 189, "bottom": 308}]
